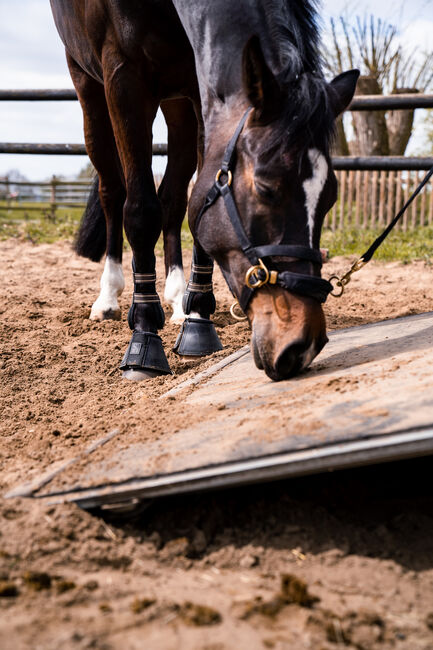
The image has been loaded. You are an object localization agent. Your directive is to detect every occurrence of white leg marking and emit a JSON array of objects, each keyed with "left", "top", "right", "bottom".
[
  {"left": 189, "top": 311, "right": 205, "bottom": 320},
  {"left": 303, "top": 148, "right": 328, "bottom": 246},
  {"left": 90, "top": 257, "right": 125, "bottom": 321},
  {"left": 164, "top": 266, "right": 186, "bottom": 324}
]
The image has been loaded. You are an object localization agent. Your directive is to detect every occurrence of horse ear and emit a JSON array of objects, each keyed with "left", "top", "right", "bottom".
[
  {"left": 242, "top": 36, "right": 281, "bottom": 123},
  {"left": 329, "top": 69, "right": 360, "bottom": 116}
]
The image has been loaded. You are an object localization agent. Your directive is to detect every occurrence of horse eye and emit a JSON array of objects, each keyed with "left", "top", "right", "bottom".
[{"left": 254, "top": 180, "right": 277, "bottom": 202}]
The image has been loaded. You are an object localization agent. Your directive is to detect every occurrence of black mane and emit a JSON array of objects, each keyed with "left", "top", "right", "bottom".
[
  {"left": 259, "top": 0, "right": 322, "bottom": 78},
  {"left": 258, "top": 0, "right": 335, "bottom": 157}
]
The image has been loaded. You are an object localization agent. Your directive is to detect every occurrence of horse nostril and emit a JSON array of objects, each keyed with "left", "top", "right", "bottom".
[{"left": 274, "top": 340, "right": 307, "bottom": 380}]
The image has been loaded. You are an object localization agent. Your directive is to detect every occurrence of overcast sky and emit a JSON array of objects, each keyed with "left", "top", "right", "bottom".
[{"left": 0, "top": 0, "right": 432, "bottom": 180}]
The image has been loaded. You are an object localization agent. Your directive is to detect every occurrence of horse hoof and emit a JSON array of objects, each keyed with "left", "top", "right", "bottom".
[
  {"left": 120, "top": 331, "right": 172, "bottom": 376},
  {"left": 173, "top": 317, "right": 223, "bottom": 357},
  {"left": 90, "top": 307, "right": 121, "bottom": 321},
  {"left": 122, "top": 368, "right": 163, "bottom": 381}
]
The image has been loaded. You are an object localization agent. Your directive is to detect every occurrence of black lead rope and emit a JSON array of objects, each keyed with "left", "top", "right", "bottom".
[{"left": 330, "top": 164, "right": 433, "bottom": 296}]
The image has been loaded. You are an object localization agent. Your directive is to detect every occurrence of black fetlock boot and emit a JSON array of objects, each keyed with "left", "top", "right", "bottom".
[
  {"left": 120, "top": 267, "right": 172, "bottom": 379},
  {"left": 173, "top": 247, "right": 223, "bottom": 357}
]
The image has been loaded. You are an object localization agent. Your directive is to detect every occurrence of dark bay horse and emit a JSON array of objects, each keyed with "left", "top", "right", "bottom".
[{"left": 50, "top": 0, "right": 358, "bottom": 381}]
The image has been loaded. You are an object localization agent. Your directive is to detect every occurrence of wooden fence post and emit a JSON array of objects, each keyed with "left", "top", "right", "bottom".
[
  {"left": 395, "top": 171, "right": 402, "bottom": 230},
  {"left": 370, "top": 171, "right": 378, "bottom": 228},
  {"left": 378, "top": 171, "right": 387, "bottom": 226},
  {"left": 355, "top": 170, "right": 361, "bottom": 227},
  {"left": 339, "top": 170, "right": 346, "bottom": 230},
  {"left": 386, "top": 171, "right": 394, "bottom": 225},
  {"left": 5, "top": 174, "right": 10, "bottom": 209},
  {"left": 50, "top": 175, "right": 57, "bottom": 221},
  {"left": 403, "top": 172, "right": 410, "bottom": 232},
  {"left": 420, "top": 174, "right": 427, "bottom": 227},
  {"left": 429, "top": 182, "right": 433, "bottom": 226},
  {"left": 411, "top": 171, "right": 420, "bottom": 229},
  {"left": 347, "top": 170, "right": 354, "bottom": 225},
  {"left": 331, "top": 171, "right": 338, "bottom": 231},
  {"left": 362, "top": 171, "right": 369, "bottom": 228}
]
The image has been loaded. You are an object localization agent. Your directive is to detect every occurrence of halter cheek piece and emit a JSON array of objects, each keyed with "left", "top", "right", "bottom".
[{"left": 194, "top": 107, "right": 333, "bottom": 313}]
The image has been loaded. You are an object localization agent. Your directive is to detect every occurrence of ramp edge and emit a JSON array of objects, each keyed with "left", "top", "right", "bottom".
[{"left": 33, "top": 426, "right": 433, "bottom": 509}]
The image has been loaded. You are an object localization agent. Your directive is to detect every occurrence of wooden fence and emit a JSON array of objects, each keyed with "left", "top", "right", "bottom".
[
  {"left": 0, "top": 175, "right": 91, "bottom": 219},
  {"left": 1, "top": 91, "right": 433, "bottom": 230},
  {"left": 2, "top": 170, "right": 433, "bottom": 231},
  {"left": 325, "top": 169, "right": 433, "bottom": 231}
]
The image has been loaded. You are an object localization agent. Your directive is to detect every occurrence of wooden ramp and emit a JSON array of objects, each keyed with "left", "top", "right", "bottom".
[{"left": 7, "top": 312, "right": 433, "bottom": 510}]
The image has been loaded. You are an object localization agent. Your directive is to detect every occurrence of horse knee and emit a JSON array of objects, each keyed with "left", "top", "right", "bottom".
[{"left": 123, "top": 196, "right": 162, "bottom": 244}]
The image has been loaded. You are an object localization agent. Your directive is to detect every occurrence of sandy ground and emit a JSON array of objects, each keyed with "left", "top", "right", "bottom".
[{"left": 1, "top": 238, "right": 433, "bottom": 649}]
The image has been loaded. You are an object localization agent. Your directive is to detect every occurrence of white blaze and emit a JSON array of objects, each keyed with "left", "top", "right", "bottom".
[
  {"left": 303, "top": 148, "right": 328, "bottom": 246},
  {"left": 164, "top": 266, "right": 186, "bottom": 323},
  {"left": 90, "top": 257, "right": 125, "bottom": 321}
]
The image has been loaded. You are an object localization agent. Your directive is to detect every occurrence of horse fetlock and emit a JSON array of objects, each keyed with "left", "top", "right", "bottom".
[
  {"left": 90, "top": 257, "right": 124, "bottom": 320},
  {"left": 127, "top": 301, "right": 165, "bottom": 332},
  {"left": 182, "top": 289, "right": 216, "bottom": 319},
  {"left": 90, "top": 293, "right": 122, "bottom": 321},
  {"left": 173, "top": 317, "right": 223, "bottom": 357}
]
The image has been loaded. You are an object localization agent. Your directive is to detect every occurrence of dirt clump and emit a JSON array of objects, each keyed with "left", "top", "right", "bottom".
[
  {"left": 178, "top": 601, "right": 222, "bottom": 626},
  {"left": 22, "top": 571, "right": 52, "bottom": 591}
]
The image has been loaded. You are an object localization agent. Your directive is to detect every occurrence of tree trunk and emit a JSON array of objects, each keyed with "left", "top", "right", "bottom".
[
  {"left": 332, "top": 116, "right": 350, "bottom": 155},
  {"left": 350, "top": 76, "right": 389, "bottom": 155},
  {"left": 387, "top": 88, "right": 418, "bottom": 155}
]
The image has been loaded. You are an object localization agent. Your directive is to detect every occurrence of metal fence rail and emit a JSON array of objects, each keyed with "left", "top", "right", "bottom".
[
  {"left": 0, "top": 142, "right": 168, "bottom": 156},
  {"left": 1, "top": 91, "right": 433, "bottom": 168},
  {"left": 1, "top": 89, "right": 433, "bottom": 110}
]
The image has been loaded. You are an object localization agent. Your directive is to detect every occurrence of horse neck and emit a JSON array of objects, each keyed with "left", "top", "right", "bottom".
[
  {"left": 173, "top": 1, "right": 265, "bottom": 116},
  {"left": 174, "top": 0, "right": 316, "bottom": 120}
]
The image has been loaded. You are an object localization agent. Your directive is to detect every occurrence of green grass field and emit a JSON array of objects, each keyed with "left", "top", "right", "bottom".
[
  {"left": 0, "top": 202, "right": 82, "bottom": 244},
  {"left": 1, "top": 201, "right": 432, "bottom": 263}
]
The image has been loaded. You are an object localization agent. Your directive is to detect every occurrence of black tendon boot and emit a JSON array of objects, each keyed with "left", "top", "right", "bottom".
[
  {"left": 173, "top": 246, "right": 223, "bottom": 357},
  {"left": 121, "top": 266, "right": 172, "bottom": 379}
]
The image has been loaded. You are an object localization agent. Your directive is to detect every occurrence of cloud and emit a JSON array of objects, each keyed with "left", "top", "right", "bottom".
[
  {"left": 0, "top": 0, "right": 69, "bottom": 85},
  {"left": 401, "top": 19, "right": 433, "bottom": 52}
]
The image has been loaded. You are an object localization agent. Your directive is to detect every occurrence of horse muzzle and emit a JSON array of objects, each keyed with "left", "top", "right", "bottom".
[{"left": 248, "top": 286, "right": 328, "bottom": 381}]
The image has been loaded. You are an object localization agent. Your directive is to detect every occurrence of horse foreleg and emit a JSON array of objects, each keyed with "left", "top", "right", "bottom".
[
  {"left": 67, "top": 53, "right": 126, "bottom": 322},
  {"left": 159, "top": 98, "right": 198, "bottom": 323},
  {"left": 173, "top": 242, "right": 223, "bottom": 356},
  {"left": 102, "top": 53, "right": 170, "bottom": 379}
]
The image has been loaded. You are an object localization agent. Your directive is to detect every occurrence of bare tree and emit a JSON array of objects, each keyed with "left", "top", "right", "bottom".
[{"left": 324, "top": 15, "right": 433, "bottom": 155}]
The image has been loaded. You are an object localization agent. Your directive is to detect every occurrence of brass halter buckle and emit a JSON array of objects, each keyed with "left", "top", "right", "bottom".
[
  {"left": 245, "top": 258, "right": 278, "bottom": 290},
  {"left": 329, "top": 257, "right": 367, "bottom": 297},
  {"left": 215, "top": 169, "right": 233, "bottom": 186}
]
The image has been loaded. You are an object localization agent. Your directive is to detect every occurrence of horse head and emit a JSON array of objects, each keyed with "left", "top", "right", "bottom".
[{"left": 190, "top": 37, "right": 359, "bottom": 381}]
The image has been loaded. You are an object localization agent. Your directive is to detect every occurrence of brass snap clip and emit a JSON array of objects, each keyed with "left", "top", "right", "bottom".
[
  {"left": 230, "top": 301, "right": 247, "bottom": 321},
  {"left": 329, "top": 257, "right": 367, "bottom": 298}
]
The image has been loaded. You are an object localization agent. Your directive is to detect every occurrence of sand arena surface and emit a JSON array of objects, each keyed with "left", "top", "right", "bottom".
[{"left": 1, "top": 239, "right": 433, "bottom": 649}]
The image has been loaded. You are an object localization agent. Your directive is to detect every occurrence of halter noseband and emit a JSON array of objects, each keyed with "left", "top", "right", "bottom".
[{"left": 194, "top": 107, "right": 333, "bottom": 312}]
